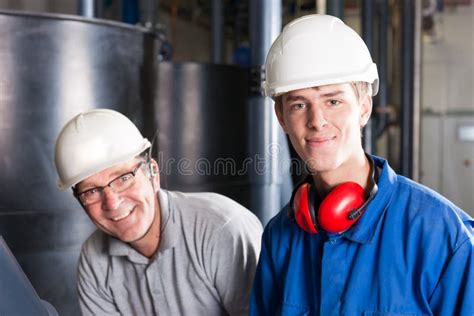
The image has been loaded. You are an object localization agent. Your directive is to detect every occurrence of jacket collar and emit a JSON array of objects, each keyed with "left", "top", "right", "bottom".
[{"left": 342, "top": 155, "right": 398, "bottom": 244}]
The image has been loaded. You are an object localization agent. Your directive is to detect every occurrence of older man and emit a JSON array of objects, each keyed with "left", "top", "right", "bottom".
[{"left": 55, "top": 109, "right": 262, "bottom": 315}]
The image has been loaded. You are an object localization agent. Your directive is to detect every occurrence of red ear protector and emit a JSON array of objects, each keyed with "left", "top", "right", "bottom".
[{"left": 288, "top": 154, "right": 378, "bottom": 234}]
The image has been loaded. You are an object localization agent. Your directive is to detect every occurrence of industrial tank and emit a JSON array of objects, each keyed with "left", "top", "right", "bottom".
[
  {"left": 0, "top": 9, "right": 253, "bottom": 315},
  {"left": 0, "top": 10, "right": 159, "bottom": 315},
  {"left": 153, "top": 62, "right": 250, "bottom": 207}
]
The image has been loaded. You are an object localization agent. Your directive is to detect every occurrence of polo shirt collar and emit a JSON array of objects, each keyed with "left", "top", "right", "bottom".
[
  {"left": 155, "top": 189, "right": 177, "bottom": 252},
  {"left": 109, "top": 236, "right": 149, "bottom": 264}
]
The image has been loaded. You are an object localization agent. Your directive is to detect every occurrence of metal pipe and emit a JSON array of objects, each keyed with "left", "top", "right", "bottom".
[
  {"left": 361, "top": 0, "right": 374, "bottom": 153},
  {"left": 139, "top": 0, "right": 159, "bottom": 28},
  {"left": 212, "top": 0, "right": 224, "bottom": 63},
  {"left": 249, "top": 0, "right": 292, "bottom": 225},
  {"left": 122, "top": 0, "right": 139, "bottom": 25},
  {"left": 374, "top": 0, "right": 390, "bottom": 140},
  {"left": 400, "top": 0, "right": 415, "bottom": 177},
  {"left": 249, "top": 0, "right": 281, "bottom": 64},
  {"left": 326, "top": 0, "right": 344, "bottom": 19},
  {"left": 412, "top": 0, "right": 422, "bottom": 181},
  {"left": 362, "top": 0, "right": 374, "bottom": 78},
  {"left": 317, "top": 0, "right": 327, "bottom": 14},
  {"left": 78, "top": 0, "right": 99, "bottom": 18}
]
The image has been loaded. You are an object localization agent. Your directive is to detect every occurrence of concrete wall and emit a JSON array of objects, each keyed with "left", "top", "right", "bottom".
[
  {"left": 422, "top": 5, "right": 473, "bottom": 113},
  {"left": 419, "top": 4, "right": 474, "bottom": 213}
]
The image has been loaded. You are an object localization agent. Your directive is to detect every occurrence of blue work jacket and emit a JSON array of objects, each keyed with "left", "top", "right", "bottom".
[{"left": 250, "top": 156, "right": 474, "bottom": 316}]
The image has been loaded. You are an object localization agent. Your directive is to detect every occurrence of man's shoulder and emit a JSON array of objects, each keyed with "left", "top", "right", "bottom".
[
  {"left": 81, "top": 229, "right": 110, "bottom": 258},
  {"left": 164, "top": 190, "right": 263, "bottom": 253},
  {"left": 375, "top": 155, "right": 472, "bottom": 226},
  {"left": 391, "top": 175, "right": 473, "bottom": 244},
  {"left": 166, "top": 190, "right": 260, "bottom": 225},
  {"left": 396, "top": 175, "right": 470, "bottom": 218},
  {"left": 168, "top": 190, "right": 238, "bottom": 206}
]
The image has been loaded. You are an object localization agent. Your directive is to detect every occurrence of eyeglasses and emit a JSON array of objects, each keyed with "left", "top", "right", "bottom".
[{"left": 75, "top": 162, "right": 144, "bottom": 205}]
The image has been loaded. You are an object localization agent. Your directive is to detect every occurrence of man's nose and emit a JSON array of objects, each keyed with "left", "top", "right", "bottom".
[
  {"left": 102, "top": 186, "right": 122, "bottom": 210},
  {"left": 307, "top": 105, "right": 328, "bottom": 130}
]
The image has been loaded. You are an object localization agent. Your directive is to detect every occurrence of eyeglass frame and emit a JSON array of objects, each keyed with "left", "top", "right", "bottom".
[{"left": 73, "top": 161, "right": 145, "bottom": 206}]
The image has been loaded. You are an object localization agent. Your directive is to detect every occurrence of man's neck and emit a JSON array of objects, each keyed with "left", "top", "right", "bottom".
[
  {"left": 313, "top": 152, "right": 370, "bottom": 198},
  {"left": 130, "top": 199, "right": 162, "bottom": 258}
]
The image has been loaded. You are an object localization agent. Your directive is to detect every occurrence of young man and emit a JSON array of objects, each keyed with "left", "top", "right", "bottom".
[
  {"left": 54, "top": 109, "right": 263, "bottom": 315},
  {"left": 250, "top": 14, "right": 473, "bottom": 315}
]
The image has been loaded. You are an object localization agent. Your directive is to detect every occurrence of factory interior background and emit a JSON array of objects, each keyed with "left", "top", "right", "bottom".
[{"left": 0, "top": 0, "right": 472, "bottom": 314}]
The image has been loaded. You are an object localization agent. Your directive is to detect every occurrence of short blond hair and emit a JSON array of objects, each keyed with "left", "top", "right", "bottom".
[{"left": 350, "top": 81, "right": 372, "bottom": 102}]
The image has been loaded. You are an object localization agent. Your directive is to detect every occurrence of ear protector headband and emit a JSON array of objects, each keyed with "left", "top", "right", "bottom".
[{"left": 288, "top": 154, "right": 378, "bottom": 234}]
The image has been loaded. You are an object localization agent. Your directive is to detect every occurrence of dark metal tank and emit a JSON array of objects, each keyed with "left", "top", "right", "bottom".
[
  {"left": 0, "top": 10, "right": 158, "bottom": 315},
  {"left": 152, "top": 62, "right": 250, "bottom": 207},
  {"left": 0, "top": 9, "right": 252, "bottom": 315}
]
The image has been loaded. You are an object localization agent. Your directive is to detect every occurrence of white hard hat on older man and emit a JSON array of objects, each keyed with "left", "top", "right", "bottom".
[{"left": 54, "top": 109, "right": 150, "bottom": 190}]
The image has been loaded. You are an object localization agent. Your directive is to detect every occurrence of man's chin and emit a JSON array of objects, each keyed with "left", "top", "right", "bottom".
[{"left": 304, "top": 158, "right": 338, "bottom": 174}]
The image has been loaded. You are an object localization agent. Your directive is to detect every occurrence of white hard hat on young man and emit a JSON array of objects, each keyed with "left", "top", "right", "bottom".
[
  {"left": 55, "top": 109, "right": 151, "bottom": 190},
  {"left": 263, "top": 14, "right": 379, "bottom": 99}
]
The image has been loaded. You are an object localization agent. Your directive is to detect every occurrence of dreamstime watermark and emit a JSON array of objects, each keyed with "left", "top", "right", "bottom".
[{"left": 154, "top": 143, "right": 313, "bottom": 177}]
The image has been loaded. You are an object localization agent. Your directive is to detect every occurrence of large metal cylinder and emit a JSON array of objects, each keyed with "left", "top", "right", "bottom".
[
  {"left": 0, "top": 10, "right": 158, "bottom": 315},
  {"left": 153, "top": 62, "right": 251, "bottom": 207}
]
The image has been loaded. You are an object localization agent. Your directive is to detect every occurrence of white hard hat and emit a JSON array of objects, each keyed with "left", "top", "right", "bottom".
[
  {"left": 263, "top": 14, "right": 379, "bottom": 98},
  {"left": 55, "top": 109, "right": 151, "bottom": 190}
]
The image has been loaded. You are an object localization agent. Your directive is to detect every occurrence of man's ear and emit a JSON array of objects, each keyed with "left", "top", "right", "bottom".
[
  {"left": 149, "top": 159, "right": 160, "bottom": 191},
  {"left": 359, "top": 94, "right": 373, "bottom": 127},
  {"left": 274, "top": 98, "right": 288, "bottom": 133}
]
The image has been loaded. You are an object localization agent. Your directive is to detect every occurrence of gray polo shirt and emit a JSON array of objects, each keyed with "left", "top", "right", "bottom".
[{"left": 77, "top": 190, "right": 263, "bottom": 315}]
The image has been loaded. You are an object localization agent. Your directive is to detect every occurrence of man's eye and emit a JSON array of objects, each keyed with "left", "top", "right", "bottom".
[
  {"left": 329, "top": 100, "right": 341, "bottom": 106},
  {"left": 120, "top": 174, "right": 133, "bottom": 182},
  {"left": 82, "top": 188, "right": 99, "bottom": 197},
  {"left": 291, "top": 103, "right": 306, "bottom": 110}
]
